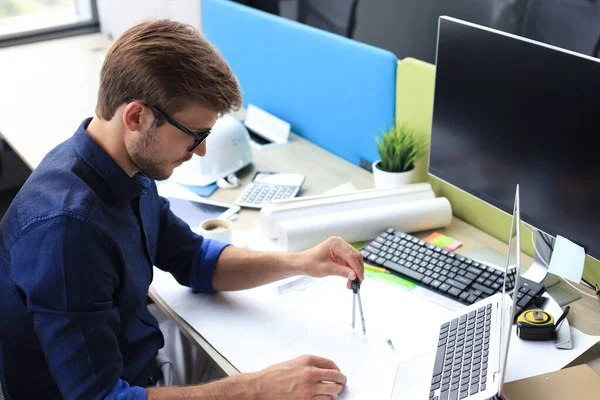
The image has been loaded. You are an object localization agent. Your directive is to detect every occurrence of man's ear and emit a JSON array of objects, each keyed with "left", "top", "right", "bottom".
[{"left": 122, "top": 101, "right": 151, "bottom": 133}]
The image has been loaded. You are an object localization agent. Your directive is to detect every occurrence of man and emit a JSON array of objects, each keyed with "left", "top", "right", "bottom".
[{"left": 0, "top": 20, "right": 364, "bottom": 399}]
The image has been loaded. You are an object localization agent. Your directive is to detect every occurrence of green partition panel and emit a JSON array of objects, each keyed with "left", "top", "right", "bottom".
[{"left": 395, "top": 57, "right": 600, "bottom": 284}]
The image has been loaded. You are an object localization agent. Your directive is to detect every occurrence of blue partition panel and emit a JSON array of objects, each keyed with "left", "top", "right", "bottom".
[{"left": 202, "top": 0, "right": 397, "bottom": 167}]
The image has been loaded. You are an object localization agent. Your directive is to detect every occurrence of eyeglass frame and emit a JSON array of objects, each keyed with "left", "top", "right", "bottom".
[{"left": 125, "top": 100, "right": 212, "bottom": 152}]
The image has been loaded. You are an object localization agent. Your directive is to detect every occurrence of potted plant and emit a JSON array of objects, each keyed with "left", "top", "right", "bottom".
[{"left": 373, "top": 122, "right": 427, "bottom": 189}]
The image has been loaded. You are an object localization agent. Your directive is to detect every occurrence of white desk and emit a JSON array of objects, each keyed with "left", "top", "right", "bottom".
[
  {"left": 2, "top": 34, "right": 600, "bottom": 390},
  {"left": 0, "top": 34, "right": 111, "bottom": 170}
]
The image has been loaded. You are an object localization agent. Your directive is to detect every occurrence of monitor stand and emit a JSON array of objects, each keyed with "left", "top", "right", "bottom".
[
  {"left": 522, "top": 231, "right": 551, "bottom": 284},
  {"left": 522, "top": 231, "right": 573, "bottom": 350}
]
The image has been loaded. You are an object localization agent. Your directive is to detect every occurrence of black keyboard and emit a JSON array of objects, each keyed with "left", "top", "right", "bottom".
[
  {"left": 430, "top": 305, "right": 492, "bottom": 400},
  {"left": 362, "top": 229, "right": 544, "bottom": 314}
]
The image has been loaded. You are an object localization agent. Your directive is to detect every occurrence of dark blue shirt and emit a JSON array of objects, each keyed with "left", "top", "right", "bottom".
[{"left": 0, "top": 118, "right": 229, "bottom": 399}]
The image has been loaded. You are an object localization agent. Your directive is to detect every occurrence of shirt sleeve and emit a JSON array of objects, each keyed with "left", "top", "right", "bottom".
[
  {"left": 9, "top": 216, "right": 146, "bottom": 400},
  {"left": 154, "top": 196, "right": 229, "bottom": 293}
]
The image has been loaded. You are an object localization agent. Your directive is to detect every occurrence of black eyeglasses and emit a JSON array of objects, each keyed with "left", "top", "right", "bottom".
[{"left": 126, "top": 100, "right": 212, "bottom": 152}]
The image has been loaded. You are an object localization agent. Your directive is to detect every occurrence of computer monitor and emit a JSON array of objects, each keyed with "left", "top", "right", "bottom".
[{"left": 428, "top": 17, "right": 600, "bottom": 275}]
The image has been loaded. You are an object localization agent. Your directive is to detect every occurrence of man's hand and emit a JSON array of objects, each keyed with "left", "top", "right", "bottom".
[
  {"left": 252, "top": 355, "right": 347, "bottom": 400},
  {"left": 300, "top": 236, "right": 364, "bottom": 290},
  {"left": 148, "top": 355, "right": 346, "bottom": 399}
]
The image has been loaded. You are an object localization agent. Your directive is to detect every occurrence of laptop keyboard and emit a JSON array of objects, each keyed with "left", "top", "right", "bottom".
[
  {"left": 430, "top": 305, "right": 492, "bottom": 400},
  {"left": 362, "top": 229, "right": 544, "bottom": 310}
]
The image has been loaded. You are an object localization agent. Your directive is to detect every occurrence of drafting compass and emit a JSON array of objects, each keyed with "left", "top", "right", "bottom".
[{"left": 351, "top": 279, "right": 366, "bottom": 335}]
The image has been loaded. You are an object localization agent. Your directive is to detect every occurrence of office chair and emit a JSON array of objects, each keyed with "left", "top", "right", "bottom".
[{"left": 297, "top": 0, "right": 360, "bottom": 38}]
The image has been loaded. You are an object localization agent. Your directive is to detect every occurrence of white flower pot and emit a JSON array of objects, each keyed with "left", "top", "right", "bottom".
[{"left": 372, "top": 160, "right": 415, "bottom": 189}]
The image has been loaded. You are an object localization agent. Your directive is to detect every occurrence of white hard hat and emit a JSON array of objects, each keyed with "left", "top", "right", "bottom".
[{"left": 171, "top": 114, "right": 253, "bottom": 187}]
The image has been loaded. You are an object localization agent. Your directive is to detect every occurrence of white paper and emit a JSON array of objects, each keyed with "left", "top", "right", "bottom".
[
  {"left": 151, "top": 267, "right": 599, "bottom": 396},
  {"left": 278, "top": 197, "right": 453, "bottom": 251},
  {"left": 152, "top": 269, "right": 453, "bottom": 397},
  {"left": 244, "top": 104, "right": 290, "bottom": 144},
  {"left": 260, "top": 183, "right": 435, "bottom": 239},
  {"left": 548, "top": 235, "right": 586, "bottom": 283},
  {"left": 505, "top": 324, "right": 599, "bottom": 382},
  {"left": 234, "top": 225, "right": 281, "bottom": 252},
  {"left": 156, "top": 180, "right": 204, "bottom": 202},
  {"left": 321, "top": 182, "right": 357, "bottom": 196}
]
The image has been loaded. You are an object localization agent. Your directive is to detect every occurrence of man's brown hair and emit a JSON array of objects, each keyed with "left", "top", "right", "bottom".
[{"left": 96, "top": 19, "right": 242, "bottom": 121}]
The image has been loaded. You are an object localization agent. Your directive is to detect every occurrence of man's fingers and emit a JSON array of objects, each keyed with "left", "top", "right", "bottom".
[
  {"left": 330, "top": 238, "right": 364, "bottom": 282},
  {"left": 314, "top": 369, "right": 347, "bottom": 385},
  {"left": 339, "top": 241, "right": 364, "bottom": 281},
  {"left": 309, "top": 355, "right": 341, "bottom": 371},
  {"left": 313, "top": 383, "right": 344, "bottom": 397},
  {"left": 336, "top": 266, "right": 356, "bottom": 281}
]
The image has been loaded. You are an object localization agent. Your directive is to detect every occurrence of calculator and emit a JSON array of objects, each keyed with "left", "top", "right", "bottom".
[{"left": 235, "top": 172, "right": 305, "bottom": 209}]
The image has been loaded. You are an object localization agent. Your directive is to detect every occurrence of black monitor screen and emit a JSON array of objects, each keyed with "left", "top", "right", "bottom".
[{"left": 429, "top": 17, "right": 600, "bottom": 261}]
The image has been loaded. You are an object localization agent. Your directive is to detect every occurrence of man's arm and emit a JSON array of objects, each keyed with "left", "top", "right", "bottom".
[
  {"left": 155, "top": 195, "right": 364, "bottom": 292},
  {"left": 155, "top": 196, "right": 229, "bottom": 292},
  {"left": 10, "top": 216, "right": 145, "bottom": 400},
  {"left": 146, "top": 355, "right": 346, "bottom": 400},
  {"left": 212, "top": 236, "right": 365, "bottom": 291}
]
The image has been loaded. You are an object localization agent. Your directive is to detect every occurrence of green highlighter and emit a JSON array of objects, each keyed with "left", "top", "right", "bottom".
[{"left": 364, "top": 269, "right": 417, "bottom": 291}]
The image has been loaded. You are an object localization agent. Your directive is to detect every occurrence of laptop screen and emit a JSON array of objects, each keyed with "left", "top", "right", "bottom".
[{"left": 497, "top": 185, "right": 523, "bottom": 393}]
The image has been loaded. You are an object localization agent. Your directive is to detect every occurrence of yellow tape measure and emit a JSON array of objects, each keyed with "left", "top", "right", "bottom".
[
  {"left": 516, "top": 309, "right": 555, "bottom": 341},
  {"left": 517, "top": 309, "right": 554, "bottom": 326}
]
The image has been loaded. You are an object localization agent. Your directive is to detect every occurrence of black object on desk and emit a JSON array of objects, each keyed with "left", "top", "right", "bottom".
[
  {"left": 516, "top": 306, "right": 571, "bottom": 341},
  {"left": 362, "top": 228, "right": 545, "bottom": 311}
]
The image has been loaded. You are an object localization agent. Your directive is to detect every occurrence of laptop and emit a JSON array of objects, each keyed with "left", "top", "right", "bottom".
[{"left": 392, "top": 185, "right": 522, "bottom": 400}]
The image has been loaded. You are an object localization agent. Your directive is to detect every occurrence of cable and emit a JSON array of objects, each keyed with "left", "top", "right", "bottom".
[
  {"left": 523, "top": 223, "right": 596, "bottom": 299},
  {"left": 581, "top": 277, "right": 596, "bottom": 291},
  {"left": 563, "top": 279, "right": 596, "bottom": 299},
  {"left": 539, "top": 232, "right": 553, "bottom": 250}
]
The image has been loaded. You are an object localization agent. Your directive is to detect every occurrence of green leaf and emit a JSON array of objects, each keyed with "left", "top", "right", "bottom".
[{"left": 374, "top": 122, "right": 428, "bottom": 173}]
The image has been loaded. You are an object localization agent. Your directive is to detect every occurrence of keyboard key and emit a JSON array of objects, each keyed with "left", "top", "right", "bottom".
[
  {"left": 454, "top": 275, "right": 473, "bottom": 286},
  {"left": 383, "top": 260, "right": 424, "bottom": 282},
  {"left": 517, "top": 294, "right": 533, "bottom": 308},
  {"left": 446, "top": 279, "right": 467, "bottom": 291},
  {"left": 472, "top": 283, "right": 494, "bottom": 296},
  {"left": 433, "top": 344, "right": 446, "bottom": 377},
  {"left": 470, "top": 384, "right": 479, "bottom": 395}
]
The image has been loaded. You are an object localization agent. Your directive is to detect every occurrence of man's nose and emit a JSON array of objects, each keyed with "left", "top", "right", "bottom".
[{"left": 193, "top": 141, "right": 207, "bottom": 157}]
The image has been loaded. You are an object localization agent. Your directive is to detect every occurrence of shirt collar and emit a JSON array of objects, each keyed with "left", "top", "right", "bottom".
[{"left": 73, "top": 117, "right": 144, "bottom": 202}]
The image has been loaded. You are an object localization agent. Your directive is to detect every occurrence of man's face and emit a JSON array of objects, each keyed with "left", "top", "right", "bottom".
[{"left": 127, "top": 103, "right": 218, "bottom": 180}]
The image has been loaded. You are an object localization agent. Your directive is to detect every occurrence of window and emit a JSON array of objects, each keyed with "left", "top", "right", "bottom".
[{"left": 0, "top": 0, "right": 98, "bottom": 45}]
